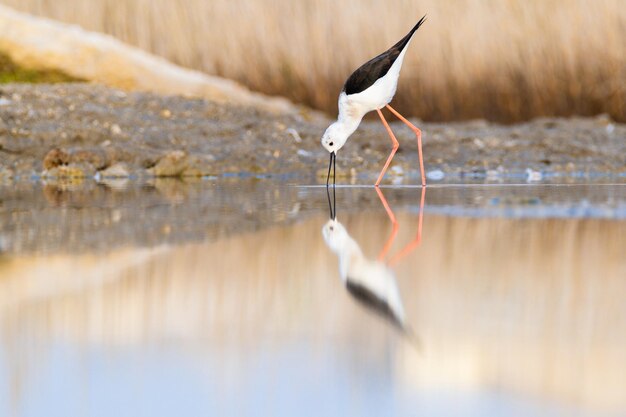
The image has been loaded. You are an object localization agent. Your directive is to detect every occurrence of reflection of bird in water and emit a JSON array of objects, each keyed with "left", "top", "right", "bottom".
[
  {"left": 322, "top": 186, "right": 425, "bottom": 341},
  {"left": 323, "top": 218, "right": 406, "bottom": 328}
]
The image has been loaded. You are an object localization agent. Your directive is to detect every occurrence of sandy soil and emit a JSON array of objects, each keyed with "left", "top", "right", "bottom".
[{"left": 0, "top": 83, "right": 625, "bottom": 183}]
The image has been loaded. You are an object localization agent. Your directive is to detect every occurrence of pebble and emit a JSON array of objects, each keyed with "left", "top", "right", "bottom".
[
  {"left": 150, "top": 150, "right": 188, "bottom": 177},
  {"left": 286, "top": 128, "right": 302, "bottom": 143},
  {"left": 427, "top": 169, "right": 445, "bottom": 180},
  {"left": 390, "top": 165, "right": 404, "bottom": 176},
  {"left": 526, "top": 168, "right": 543, "bottom": 182},
  {"left": 110, "top": 124, "right": 122, "bottom": 135},
  {"left": 43, "top": 148, "right": 70, "bottom": 170},
  {"left": 99, "top": 163, "right": 130, "bottom": 178}
]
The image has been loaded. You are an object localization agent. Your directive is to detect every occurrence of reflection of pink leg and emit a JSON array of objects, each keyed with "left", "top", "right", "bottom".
[
  {"left": 386, "top": 105, "right": 426, "bottom": 187},
  {"left": 375, "top": 187, "right": 398, "bottom": 262},
  {"left": 389, "top": 186, "right": 426, "bottom": 266},
  {"left": 375, "top": 108, "right": 399, "bottom": 187}
]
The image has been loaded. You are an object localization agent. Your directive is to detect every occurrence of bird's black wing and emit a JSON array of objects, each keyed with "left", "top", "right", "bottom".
[
  {"left": 346, "top": 280, "right": 404, "bottom": 330},
  {"left": 343, "top": 50, "right": 400, "bottom": 96},
  {"left": 343, "top": 15, "right": 426, "bottom": 95}
]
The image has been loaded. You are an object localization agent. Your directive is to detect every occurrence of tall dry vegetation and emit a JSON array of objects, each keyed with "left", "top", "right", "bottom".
[{"left": 3, "top": 0, "right": 626, "bottom": 122}]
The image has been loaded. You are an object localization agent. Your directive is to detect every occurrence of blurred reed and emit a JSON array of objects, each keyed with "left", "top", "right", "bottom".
[{"left": 3, "top": 0, "right": 625, "bottom": 122}]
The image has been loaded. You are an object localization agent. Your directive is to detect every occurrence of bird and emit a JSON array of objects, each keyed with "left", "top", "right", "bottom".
[
  {"left": 322, "top": 15, "right": 427, "bottom": 187},
  {"left": 321, "top": 184, "right": 426, "bottom": 340},
  {"left": 322, "top": 213, "right": 407, "bottom": 330}
]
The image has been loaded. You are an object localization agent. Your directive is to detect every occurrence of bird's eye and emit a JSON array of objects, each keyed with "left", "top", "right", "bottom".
[
  {"left": 330, "top": 226, "right": 334, "bottom": 231},
  {"left": 329, "top": 142, "right": 334, "bottom": 146}
]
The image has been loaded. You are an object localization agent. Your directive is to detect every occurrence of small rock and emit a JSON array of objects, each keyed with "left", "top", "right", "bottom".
[
  {"left": 286, "top": 128, "right": 302, "bottom": 143},
  {"left": 526, "top": 168, "right": 543, "bottom": 182},
  {"left": 473, "top": 138, "right": 485, "bottom": 149},
  {"left": 110, "top": 124, "right": 122, "bottom": 135},
  {"left": 486, "top": 170, "right": 501, "bottom": 180},
  {"left": 160, "top": 109, "right": 172, "bottom": 118},
  {"left": 99, "top": 163, "right": 130, "bottom": 178},
  {"left": 427, "top": 169, "right": 445, "bottom": 180},
  {"left": 43, "top": 148, "right": 70, "bottom": 170},
  {"left": 151, "top": 150, "right": 188, "bottom": 177},
  {"left": 390, "top": 165, "right": 404, "bottom": 176}
]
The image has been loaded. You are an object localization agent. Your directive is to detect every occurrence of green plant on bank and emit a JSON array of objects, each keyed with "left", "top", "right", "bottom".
[{"left": 0, "top": 52, "right": 81, "bottom": 84}]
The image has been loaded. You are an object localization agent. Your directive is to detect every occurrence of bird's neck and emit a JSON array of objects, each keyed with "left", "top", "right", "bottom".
[
  {"left": 336, "top": 238, "right": 363, "bottom": 282},
  {"left": 334, "top": 114, "right": 361, "bottom": 144}
]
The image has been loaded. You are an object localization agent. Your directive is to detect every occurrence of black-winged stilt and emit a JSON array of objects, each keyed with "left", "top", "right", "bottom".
[
  {"left": 322, "top": 16, "right": 427, "bottom": 187},
  {"left": 322, "top": 185, "right": 426, "bottom": 334}
]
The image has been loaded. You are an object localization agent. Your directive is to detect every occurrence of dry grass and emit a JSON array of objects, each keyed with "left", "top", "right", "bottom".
[{"left": 3, "top": 0, "right": 626, "bottom": 122}]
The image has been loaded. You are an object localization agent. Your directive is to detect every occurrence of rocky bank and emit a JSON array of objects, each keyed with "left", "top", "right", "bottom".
[{"left": 0, "top": 83, "right": 625, "bottom": 183}]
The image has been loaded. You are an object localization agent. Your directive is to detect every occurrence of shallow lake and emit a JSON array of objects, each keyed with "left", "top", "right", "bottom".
[{"left": 1, "top": 179, "right": 625, "bottom": 417}]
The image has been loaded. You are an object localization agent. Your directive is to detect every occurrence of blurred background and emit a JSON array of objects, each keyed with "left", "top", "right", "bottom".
[{"left": 2, "top": 0, "right": 625, "bottom": 122}]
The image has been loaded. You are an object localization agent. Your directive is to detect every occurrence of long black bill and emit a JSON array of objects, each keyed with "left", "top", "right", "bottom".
[
  {"left": 333, "top": 152, "right": 336, "bottom": 186},
  {"left": 326, "top": 152, "right": 336, "bottom": 187},
  {"left": 326, "top": 178, "right": 336, "bottom": 220}
]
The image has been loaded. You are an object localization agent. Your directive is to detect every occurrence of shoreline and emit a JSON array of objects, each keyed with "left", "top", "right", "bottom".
[{"left": 0, "top": 83, "right": 625, "bottom": 183}]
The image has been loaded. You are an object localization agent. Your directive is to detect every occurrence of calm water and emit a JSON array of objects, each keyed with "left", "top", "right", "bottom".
[{"left": 1, "top": 179, "right": 626, "bottom": 417}]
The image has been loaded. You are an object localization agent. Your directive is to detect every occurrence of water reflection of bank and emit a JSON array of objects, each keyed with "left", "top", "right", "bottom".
[
  {"left": 1, "top": 212, "right": 625, "bottom": 412},
  {"left": 4, "top": 180, "right": 626, "bottom": 254}
]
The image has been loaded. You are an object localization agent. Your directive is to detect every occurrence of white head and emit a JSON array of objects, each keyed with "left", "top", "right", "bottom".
[
  {"left": 321, "top": 122, "right": 350, "bottom": 154},
  {"left": 322, "top": 218, "right": 350, "bottom": 253}
]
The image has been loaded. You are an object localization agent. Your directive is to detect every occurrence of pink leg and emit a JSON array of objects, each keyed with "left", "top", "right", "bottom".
[
  {"left": 375, "top": 108, "right": 399, "bottom": 187},
  {"left": 386, "top": 105, "right": 426, "bottom": 187},
  {"left": 375, "top": 187, "right": 399, "bottom": 262},
  {"left": 389, "top": 186, "right": 426, "bottom": 266}
]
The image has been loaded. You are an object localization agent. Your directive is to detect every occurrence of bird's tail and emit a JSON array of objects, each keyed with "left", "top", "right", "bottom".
[
  {"left": 402, "top": 324, "right": 423, "bottom": 353},
  {"left": 394, "top": 15, "right": 427, "bottom": 51}
]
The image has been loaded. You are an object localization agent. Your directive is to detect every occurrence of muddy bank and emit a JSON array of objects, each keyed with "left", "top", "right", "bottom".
[{"left": 0, "top": 83, "right": 625, "bottom": 182}]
